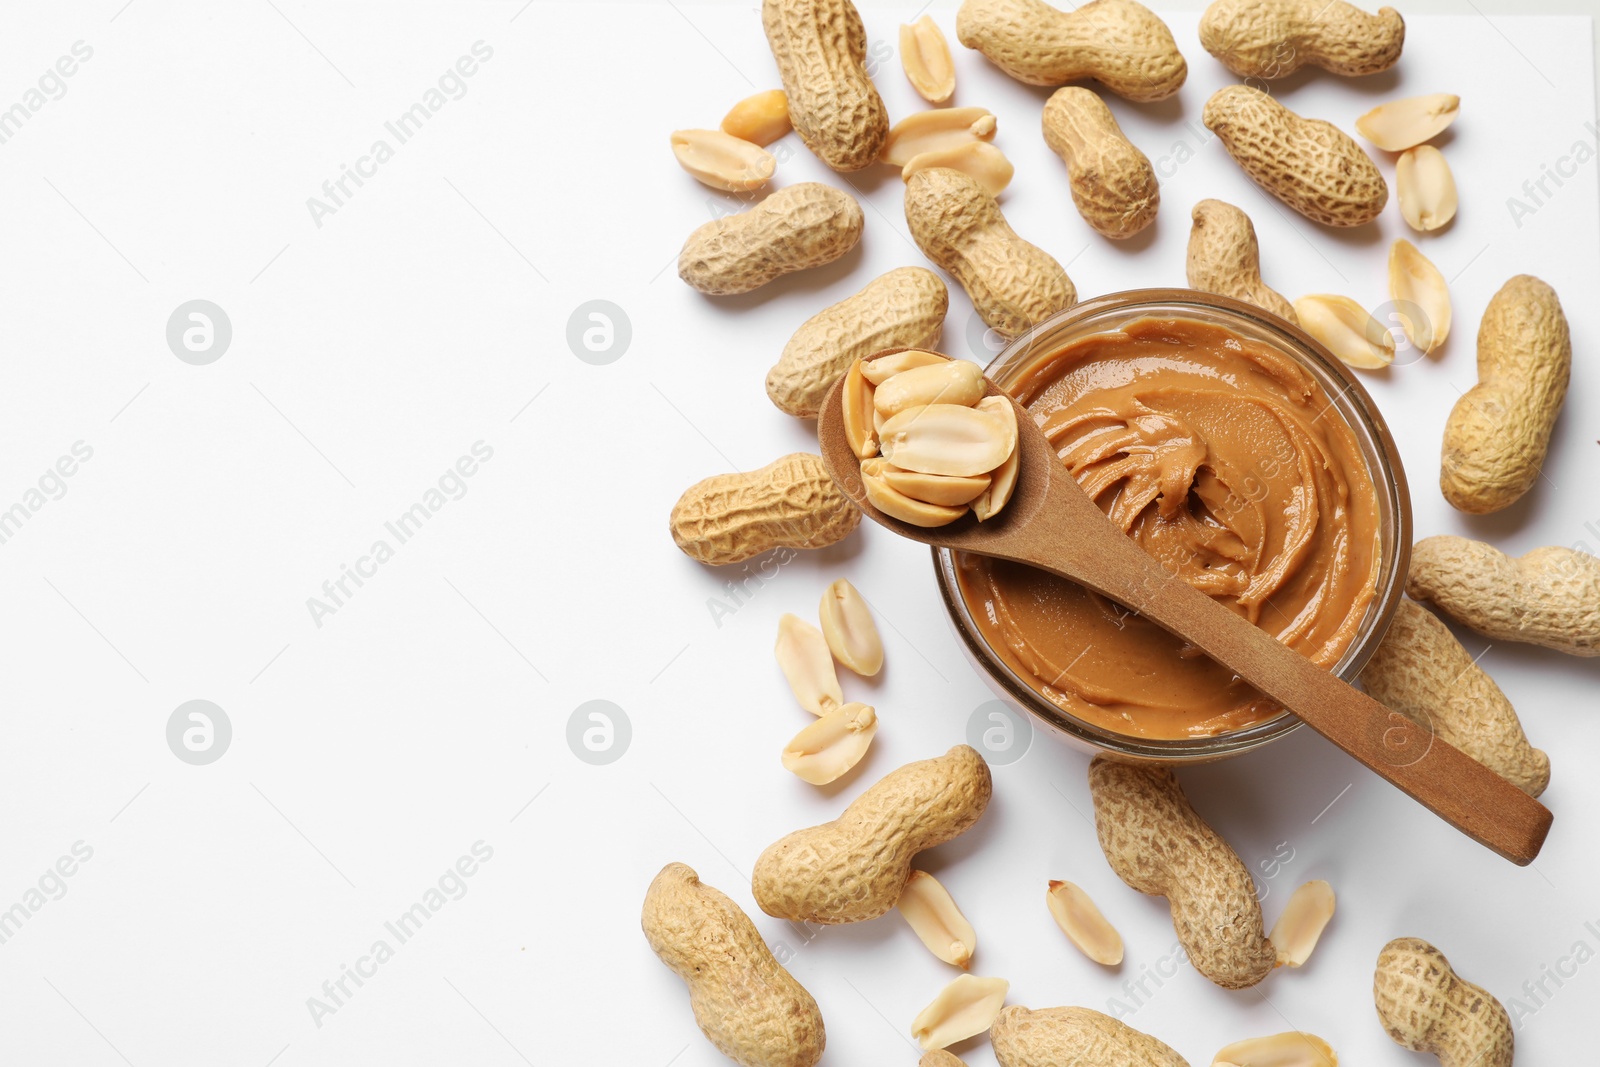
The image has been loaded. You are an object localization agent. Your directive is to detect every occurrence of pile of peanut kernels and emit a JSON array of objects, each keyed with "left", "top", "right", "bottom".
[{"left": 652, "top": 3, "right": 1594, "bottom": 1066}]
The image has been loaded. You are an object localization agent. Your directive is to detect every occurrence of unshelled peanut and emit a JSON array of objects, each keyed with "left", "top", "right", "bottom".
[
  {"left": 905, "top": 167, "right": 1076, "bottom": 337},
  {"left": 1041, "top": 88, "right": 1158, "bottom": 239},
  {"left": 1186, "top": 199, "right": 1297, "bottom": 323},
  {"left": 1204, "top": 86, "right": 1387, "bottom": 227},
  {"left": 957, "top": 0, "right": 1187, "bottom": 102},
  {"left": 1374, "top": 937, "right": 1512, "bottom": 1067},
  {"left": 1362, "top": 597, "right": 1549, "bottom": 795},
  {"left": 762, "top": 0, "right": 888, "bottom": 170},
  {"left": 990, "top": 1005, "right": 1187, "bottom": 1067},
  {"left": 679, "top": 183, "right": 863, "bottom": 295},
  {"left": 670, "top": 453, "right": 860, "bottom": 565},
  {"left": 1199, "top": 0, "right": 1404, "bottom": 78},
  {"left": 752, "top": 745, "right": 992, "bottom": 923},
  {"left": 1089, "top": 757, "right": 1274, "bottom": 988},
  {"left": 642, "top": 863, "right": 825, "bottom": 1067},
  {"left": 767, "top": 267, "right": 948, "bottom": 418},
  {"left": 1408, "top": 535, "right": 1600, "bottom": 657},
  {"left": 1440, "top": 274, "right": 1570, "bottom": 513}
]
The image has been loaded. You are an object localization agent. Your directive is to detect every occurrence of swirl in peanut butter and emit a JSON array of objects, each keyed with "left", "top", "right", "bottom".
[{"left": 956, "top": 317, "right": 1382, "bottom": 739}]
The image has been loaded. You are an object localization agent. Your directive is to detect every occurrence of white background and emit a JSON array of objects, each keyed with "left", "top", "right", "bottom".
[{"left": 0, "top": 2, "right": 1596, "bottom": 1064}]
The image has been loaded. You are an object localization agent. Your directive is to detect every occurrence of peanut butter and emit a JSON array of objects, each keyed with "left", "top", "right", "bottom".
[{"left": 956, "top": 317, "right": 1382, "bottom": 738}]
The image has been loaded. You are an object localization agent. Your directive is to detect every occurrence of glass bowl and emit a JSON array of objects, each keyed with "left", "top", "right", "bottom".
[{"left": 933, "top": 289, "right": 1412, "bottom": 763}]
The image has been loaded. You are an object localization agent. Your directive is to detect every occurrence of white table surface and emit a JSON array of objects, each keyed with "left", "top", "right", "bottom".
[{"left": 0, "top": 2, "right": 1595, "bottom": 1065}]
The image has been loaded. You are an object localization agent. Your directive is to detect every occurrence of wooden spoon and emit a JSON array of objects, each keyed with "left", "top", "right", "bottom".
[{"left": 819, "top": 355, "right": 1552, "bottom": 865}]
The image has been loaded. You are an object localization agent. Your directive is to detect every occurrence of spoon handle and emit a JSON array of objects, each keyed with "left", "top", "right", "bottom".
[{"left": 1024, "top": 485, "right": 1552, "bottom": 865}]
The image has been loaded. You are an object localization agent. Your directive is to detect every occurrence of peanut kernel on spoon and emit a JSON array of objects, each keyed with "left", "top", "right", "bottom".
[
  {"left": 841, "top": 359, "right": 878, "bottom": 459},
  {"left": 819, "top": 578, "right": 883, "bottom": 676},
  {"left": 971, "top": 443, "right": 1018, "bottom": 522},
  {"left": 896, "top": 870, "right": 977, "bottom": 968},
  {"left": 774, "top": 613, "right": 842, "bottom": 715},
  {"left": 880, "top": 403, "right": 1013, "bottom": 478},
  {"left": 849, "top": 353, "right": 1020, "bottom": 525},
  {"left": 863, "top": 458, "right": 969, "bottom": 527},
  {"left": 861, "top": 349, "right": 947, "bottom": 385},
  {"left": 975, "top": 396, "right": 1018, "bottom": 459},
  {"left": 883, "top": 467, "right": 991, "bottom": 506},
  {"left": 875, "top": 360, "right": 987, "bottom": 419}
]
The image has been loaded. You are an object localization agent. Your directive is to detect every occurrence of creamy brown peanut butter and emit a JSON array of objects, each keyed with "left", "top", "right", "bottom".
[{"left": 956, "top": 317, "right": 1382, "bottom": 738}]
